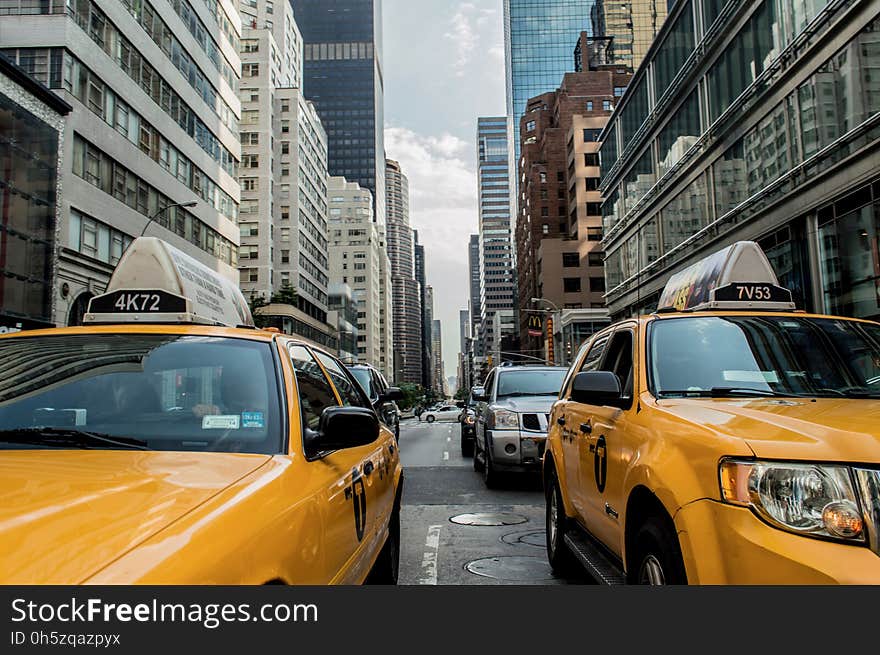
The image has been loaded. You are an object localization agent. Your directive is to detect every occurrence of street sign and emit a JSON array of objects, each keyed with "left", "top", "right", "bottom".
[{"left": 527, "top": 314, "right": 543, "bottom": 337}]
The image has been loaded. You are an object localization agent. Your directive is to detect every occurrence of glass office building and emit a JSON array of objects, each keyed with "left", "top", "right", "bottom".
[
  {"left": 504, "top": 0, "right": 595, "bottom": 182},
  {"left": 292, "top": 0, "right": 385, "bottom": 226},
  {"left": 599, "top": 0, "right": 880, "bottom": 322}
]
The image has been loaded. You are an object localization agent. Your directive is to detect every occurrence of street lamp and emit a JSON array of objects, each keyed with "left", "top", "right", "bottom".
[{"left": 140, "top": 200, "right": 199, "bottom": 238}]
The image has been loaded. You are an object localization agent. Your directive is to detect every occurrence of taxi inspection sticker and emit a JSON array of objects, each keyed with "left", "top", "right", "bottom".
[
  {"left": 241, "top": 412, "right": 265, "bottom": 428},
  {"left": 202, "top": 415, "right": 241, "bottom": 430}
]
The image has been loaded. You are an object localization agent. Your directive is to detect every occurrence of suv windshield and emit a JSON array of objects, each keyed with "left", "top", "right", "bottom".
[
  {"left": 496, "top": 369, "right": 567, "bottom": 398},
  {"left": 649, "top": 316, "right": 880, "bottom": 399},
  {"left": 0, "top": 334, "right": 282, "bottom": 453},
  {"left": 349, "top": 368, "right": 373, "bottom": 398}
]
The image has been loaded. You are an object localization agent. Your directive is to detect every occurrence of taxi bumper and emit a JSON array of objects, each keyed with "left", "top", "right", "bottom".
[
  {"left": 487, "top": 430, "right": 546, "bottom": 471},
  {"left": 675, "top": 498, "right": 880, "bottom": 584}
]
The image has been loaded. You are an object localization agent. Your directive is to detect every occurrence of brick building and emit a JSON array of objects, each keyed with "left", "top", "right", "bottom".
[{"left": 516, "top": 51, "right": 631, "bottom": 358}]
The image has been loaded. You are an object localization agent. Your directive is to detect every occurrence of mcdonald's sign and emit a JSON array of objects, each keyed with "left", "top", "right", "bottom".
[
  {"left": 527, "top": 314, "right": 543, "bottom": 337},
  {"left": 546, "top": 317, "right": 555, "bottom": 365}
]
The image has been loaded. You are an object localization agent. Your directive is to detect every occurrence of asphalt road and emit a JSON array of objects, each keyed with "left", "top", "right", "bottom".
[{"left": 397, "top": 417, "right": 591, "bottom": 585}]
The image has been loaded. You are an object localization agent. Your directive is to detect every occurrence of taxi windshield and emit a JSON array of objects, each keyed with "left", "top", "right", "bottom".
[
  {"left": 0, "top": 334, "right": 283, "bottom": 453},
  {"left": 649, "top": 316, "right": 880, "bottom": 399}
]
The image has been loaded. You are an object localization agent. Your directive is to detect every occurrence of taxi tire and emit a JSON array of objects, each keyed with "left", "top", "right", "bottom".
[
  {"left": 629, "top": 514, "right": 687, "bottom": 585},
  {"left": 546, "top": 471, "right": 577, "bottom": 575},
  {"left": 367, "top": 507, "right": 400, "bottom": 585}
]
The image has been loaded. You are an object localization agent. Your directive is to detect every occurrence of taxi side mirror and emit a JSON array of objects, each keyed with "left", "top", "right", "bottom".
[
  {"left": 379, "top": 386, "right": 404, "bottom": 402},
  {"left": 571, "top": 371, "right": 622, "bottom": 407},
  {"left": 305, "top": 406, "right": 379, "bottom": 457}
]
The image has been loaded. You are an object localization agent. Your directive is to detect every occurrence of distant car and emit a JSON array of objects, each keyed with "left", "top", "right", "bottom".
[
  {"left": 346, "top": 364, "right": 403, "bottom": 441},
  {"left": 421, "top": 404, "right": 461, "bottom": 423},
  {"left": 473, "top": 365, "right": 567, "bottom": 488}
]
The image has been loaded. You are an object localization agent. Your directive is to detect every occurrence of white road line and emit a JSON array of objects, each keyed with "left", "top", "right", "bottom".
[
  {"left": 418, "top": 525, "right": 442, "bottom": 585},
  {"left": 443, "top": 451, "right": 449, "bottom": 460},
  {"left": 446, "top": 436, "right": 451, "bottom": 443}
]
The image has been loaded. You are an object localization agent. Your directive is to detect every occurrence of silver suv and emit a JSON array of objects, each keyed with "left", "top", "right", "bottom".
[{"left": 473, "top": 364, "right": 567, "bottom": 488}]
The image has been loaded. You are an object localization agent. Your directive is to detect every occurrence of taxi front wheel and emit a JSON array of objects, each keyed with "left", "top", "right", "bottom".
[
  {"left": 629, "top": 514, "right": 687, "bottom": 585},
  {"left": 367, "top": 507, "right": 400, "bottom": 585},
  {"left": 546, "top": 470, "right": 577, "bottom": 575}
]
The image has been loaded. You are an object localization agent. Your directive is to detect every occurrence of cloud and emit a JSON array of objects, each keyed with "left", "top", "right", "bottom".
[
  {"left": 385, "top": 126, "right": 479, "bottom": 376},
  {"left": 444, "top": 3, "right": 480, "bottom": 77},
  {"left": 488, "top": 43, "right": 505, "bottom": 65}
]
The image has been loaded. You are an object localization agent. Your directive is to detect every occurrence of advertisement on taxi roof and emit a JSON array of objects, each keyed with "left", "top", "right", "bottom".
[{"left": 658, "top": 245, "right": 732, "bottom": 311}]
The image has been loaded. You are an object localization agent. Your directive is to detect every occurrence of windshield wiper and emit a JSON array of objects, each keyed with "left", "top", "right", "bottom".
[
  {"left": 0, "top": 428, "right": 149, "bottom": 450},
  {"left": 657, "top": 388, "right": 794, "bottom": 399}
]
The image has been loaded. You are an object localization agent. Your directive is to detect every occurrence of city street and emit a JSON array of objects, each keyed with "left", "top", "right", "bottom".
[{"left": 396, "top": 418, "right": 590, "bottom": 585}]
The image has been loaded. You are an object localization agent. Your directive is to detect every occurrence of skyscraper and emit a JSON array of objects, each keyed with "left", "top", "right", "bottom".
[
  {"left": 476, "top": 117, "right": 516, "bottom": 369},
  {"left": 414, "top": 232, "right": 432, "bottom": 391},
  {"left": 504, "top": 0, "right": 595, "bottom": 189},
  {"left": 385, "top": 159, "right": 422, "bottom": 384},
  {"left": 468, "top": 233, "right": 482, "bottom": 347},
  {"left": 291, "top": 0, "right": 385, "bottom": 225},
  {"left": 591, "top": 0, "right": 667, "bottom": 72}
]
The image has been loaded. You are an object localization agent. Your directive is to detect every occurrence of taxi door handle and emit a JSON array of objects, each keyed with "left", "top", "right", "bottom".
[
  {"left": 363, "top": 461, "right": 374, "bottom": 476},
  {"left": 557, "top": 416, "right": 566, "bottom": 426},
  {"left": 580, "top": 422, "right": 592, "bottom": 435}
]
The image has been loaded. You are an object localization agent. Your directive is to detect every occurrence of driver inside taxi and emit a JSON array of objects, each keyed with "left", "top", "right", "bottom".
[{"left": 192, "top": 362, "right": 268, "bottom": 418}]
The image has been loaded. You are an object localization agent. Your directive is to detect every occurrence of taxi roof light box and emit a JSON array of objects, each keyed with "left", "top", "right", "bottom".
[
  {"left": 85, "top": 237, "right": 255, "bottom": 328},
  {"left": 658, "top": 241, "right": 796, "bottom": 313}
]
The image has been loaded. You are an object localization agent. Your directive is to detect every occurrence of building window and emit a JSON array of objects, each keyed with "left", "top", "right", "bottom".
[
  {"left": 526, "top": 120, "right": 536, "bottom": 132},
  {"left": 242, "top": 40, "right": 259, "bottom": 53},
  {"left": 587, "top": 227, "right": 603, "bottom": 241},
  {"left": 588, "top": 252, "right": 604, "bottom": 267},
  {"left": 563, "top": 278, "right": 581, "bottom": 293},
  {"left": 584, "top": 153, "right": 599, "bottom": 167},
  {"left": 614, "top": 86, "right": 626, "bottom": 97},
  {"left": 589, "top": 277, "right": 606, "bottom": 292},
  {"left": 586, "top": 202, "right": 602, "bottom": 216},
  {"left": 583, "top": 129, "right": 601, "bottom": 143},
  {"left": 585, "top": 178, "right": 600, "bottom": 191},
  {"left": 281, "top": 250, "right": 290, "bottom": 264},
  {"left": 563, "top": 253, "right": 580, "bottom": 267},
  {"left": 542, "top": 224, "right": 549, "bottom": 235},
  {"left": 603, "top": 100, "right": 612, "bottom": 111},
  {"left": 243, "top": 63, "right": 259, "bottom": 77},
  {"left": 242, "top": 154, "right": 259, "bottom": 168},
  {"left": 281, "top": 141, "right": 290, "bottom": 154},
  {"left": 586, "top": 101, "right": 593, "bottom": 111},
  {"left": 242, "top": 178, "right": 257, "bottom": 191}
]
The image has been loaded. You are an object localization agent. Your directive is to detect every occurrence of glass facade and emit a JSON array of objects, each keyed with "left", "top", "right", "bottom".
[
  {"left": 505, "top": 0, "right": 595, "bottom": 180},
  {"left": 292, "top": 0, "right": 385, "bottom": 225},
  {"left": 602, "top": 3, "right": 880, "bottom": 312},
  {"left": 590, "top": 0, "right": 667, "bottom": 72},
  {"left": 0, "top": 91, "right": 58, "bottom": 328}
]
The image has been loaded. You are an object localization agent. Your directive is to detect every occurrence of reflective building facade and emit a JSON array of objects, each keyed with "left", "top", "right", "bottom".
[
  {"left": 291, "top": 0, "right": 385, "bottom": 226},
  {"left": 600, "top": 0, "right": 880, "bottom": 322}
]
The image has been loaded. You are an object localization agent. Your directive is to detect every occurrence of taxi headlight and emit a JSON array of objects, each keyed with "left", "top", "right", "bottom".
[
  {"left": 490, "top": 410, "right": 519, "bottom": 430},
  {"left": 720, "top": 460, "right": 865, "bottom": 542}
]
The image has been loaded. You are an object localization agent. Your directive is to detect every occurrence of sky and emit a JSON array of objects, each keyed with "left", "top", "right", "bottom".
[{"left": 383, "top": 0, "right": 506, "bottom": 385}]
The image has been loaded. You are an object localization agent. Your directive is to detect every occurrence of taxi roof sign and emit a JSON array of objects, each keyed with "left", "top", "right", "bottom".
[
  {"left": 84, "top": 237, "right": 254, "bottom": 328},
  {"left": 657, "top": 241, "right": 796, "bottom": 313}
]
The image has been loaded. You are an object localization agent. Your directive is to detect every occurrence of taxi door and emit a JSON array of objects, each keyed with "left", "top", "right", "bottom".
[
  {"left": 312, "top": 351, "right": 394, "bottom": 580},
  {"left": 576, "top": 326, "right": 637, "bottom": 554},
  {"left": 288, "top": 344, "right": 375, "bottom": 584},
  {"left": 559, "top": 332, "right": 611, "bottom": 520}
]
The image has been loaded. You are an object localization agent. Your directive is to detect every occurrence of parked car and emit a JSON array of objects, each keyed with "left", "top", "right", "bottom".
[
  {"left": 421, "top": 404, "right": 462, "bottom": 423},
  {"left": 346, "top": 363, "right": 403, "bottom": 441},
  {"left": 458, "top": 388, "right": 481, "bottom": 457},
  {"left": 474, "top": 365, "right": 567, "bottom": 487}
]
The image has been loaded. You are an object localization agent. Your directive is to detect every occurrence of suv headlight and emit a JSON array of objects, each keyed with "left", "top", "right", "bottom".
[
  {"left": 465, "top": 415, "right": 475, "bottom": 425},
  {"left": 720, "top": 460, "right": 865, "bottom": 542},
  {"left": 489, "top": 409, "right": 519, "bottom": 430}
]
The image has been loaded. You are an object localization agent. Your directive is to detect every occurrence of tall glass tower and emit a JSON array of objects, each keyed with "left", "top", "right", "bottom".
[
  {"left": 291, "top": 0, "right": 385, "bottom": 226},
  {"left": 504, "top": 0, "right": 596, "bottom": 179}
]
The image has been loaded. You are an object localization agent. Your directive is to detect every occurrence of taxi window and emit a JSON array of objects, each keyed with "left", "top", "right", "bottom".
[
  {"left": 0, "top": 334, "right": 282, "bottom": 453},
  {"left": 314, "top": 352, "right": 371, "bottom": 409},
  {"left": 289, "top": 345, "right": 340, "bottom": 431},
  {"left": 649, "top": 316, "right": 880, "bottom": 398},
  {"left": 580, "top": 336, "right": 609, "bottom": 373}
]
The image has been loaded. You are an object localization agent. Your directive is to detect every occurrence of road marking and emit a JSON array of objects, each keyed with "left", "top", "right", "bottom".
[
  {"left": 443, "top": 451, "right": 449, "bottom": 460},
  {"left": 418, "top": 525, "right": 442, "bottom": 585},
  {"left": 446, "top": 436, "right": 451, "bottom": 443}
]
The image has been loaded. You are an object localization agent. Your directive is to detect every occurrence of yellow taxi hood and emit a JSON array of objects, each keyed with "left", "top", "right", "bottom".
[
  {"left": 0, "top": 450, "right": 271, "bottom": 584},
  {"left": 656, "top": 397, "right": 880, "bottom": 463}
]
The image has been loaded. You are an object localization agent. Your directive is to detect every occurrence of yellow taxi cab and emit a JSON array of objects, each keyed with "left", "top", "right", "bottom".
[
  {"left": 0, "top": 237, "right": 403, "bottom": 584},
  {"left": 544, "top": 241, "right": 880, "bottom": 584}
]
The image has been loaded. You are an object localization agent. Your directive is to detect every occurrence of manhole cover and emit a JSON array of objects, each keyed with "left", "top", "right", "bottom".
[
  {"left": 449, "top": 512, "right": 528, "bottom": 526},
  {"left": 465, "top": 556, "right": 555, "bottom": 581},
  {"left": 500, "top": 529, "right": 546, "bottom": 548}
]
